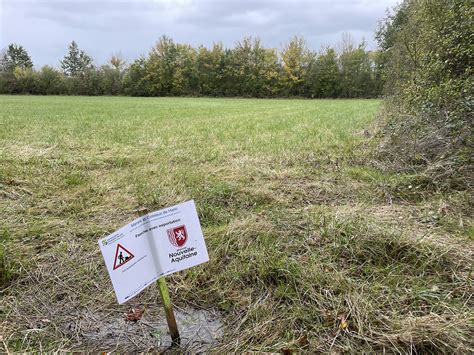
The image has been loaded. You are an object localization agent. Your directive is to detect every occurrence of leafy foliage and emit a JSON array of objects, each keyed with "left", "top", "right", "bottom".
[
  {"left": 281, "top": 36, "right": 310, "bottom": 96},
  {"left": 306, "top": 47, "right": 340, "bottom": 98},
  {"left": 60, "top": 41, "right": 93, "bottom": 76},
  {"left": 377, "top": 0, "right": 472, "bottom": 188},
  {"left": 0, "top": 35, "right": 382, "bottom": 98},
  {"left": 0, "top": 43, "right": 33, "bottom": 72}
]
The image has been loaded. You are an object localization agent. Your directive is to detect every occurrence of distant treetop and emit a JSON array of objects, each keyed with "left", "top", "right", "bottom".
[
  {"left": 0, "top": 44, "right": 33, "bottom": 72},
  {"left": 60, "top": 40, "right": 93, "bottom": 76}
]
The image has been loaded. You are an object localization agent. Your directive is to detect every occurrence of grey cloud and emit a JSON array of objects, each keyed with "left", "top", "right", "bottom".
[{"left": 1, "top": 0, "right": 399, "bottom": 67}]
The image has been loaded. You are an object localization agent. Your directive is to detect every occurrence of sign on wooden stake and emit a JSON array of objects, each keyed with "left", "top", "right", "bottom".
[{"left": 98, "top": 200, "right": 209, "bottom": 304}]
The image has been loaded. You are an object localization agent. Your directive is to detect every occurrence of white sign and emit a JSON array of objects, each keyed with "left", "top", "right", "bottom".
[{"left": 98, "top": 200, "right": 209, "bottom": 304}]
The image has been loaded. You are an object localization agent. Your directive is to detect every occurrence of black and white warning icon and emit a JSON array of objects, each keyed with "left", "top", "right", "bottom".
[{"left": 113, "top": 243, "right": 135, "bottom": 270}]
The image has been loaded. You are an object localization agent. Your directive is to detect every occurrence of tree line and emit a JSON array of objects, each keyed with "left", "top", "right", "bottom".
[{"left": 0, "top": 35, "right": 383, "bottom": 98}]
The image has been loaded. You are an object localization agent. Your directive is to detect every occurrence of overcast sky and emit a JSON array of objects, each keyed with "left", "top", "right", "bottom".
[{"left": 0, "top": 0, "right": 399, "bottom": 68}]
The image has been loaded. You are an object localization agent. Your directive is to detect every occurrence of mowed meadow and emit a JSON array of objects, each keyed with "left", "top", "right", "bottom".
[{"left": 1, "top": 96, "right": 472, "bottom": 352}]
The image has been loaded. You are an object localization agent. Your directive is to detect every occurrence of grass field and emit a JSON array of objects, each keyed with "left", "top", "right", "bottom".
[{"left": 1, "top": 96, "right": 472, "bottom": 352}]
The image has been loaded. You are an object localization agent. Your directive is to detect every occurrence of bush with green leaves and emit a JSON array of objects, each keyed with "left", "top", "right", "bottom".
[{"left": 377, "top": 0, "right": 472, "bottom": 188}]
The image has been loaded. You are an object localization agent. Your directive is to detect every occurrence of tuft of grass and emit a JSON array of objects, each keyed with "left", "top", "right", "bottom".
[
  {"left": 0, "top": 229, "right": 17, "bottom": 288},
  {"left": 0, "top": 96, "right": 472, "bottom": 352},
  {"left": 64, "top": 172, "right": 87, "bottom": 187}
]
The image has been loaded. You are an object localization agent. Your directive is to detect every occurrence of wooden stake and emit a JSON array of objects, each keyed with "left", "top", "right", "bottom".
[
  {"left": 157, "top": 277, "right": 181, "bottom": 345},
  {"left": 136, "top": 208, "right": 181, "bottom": 346}
]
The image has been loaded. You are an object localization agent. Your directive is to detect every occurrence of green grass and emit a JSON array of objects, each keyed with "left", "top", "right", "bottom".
[{"left": 1, "top": 96, "right": 472, "bottom": 352}]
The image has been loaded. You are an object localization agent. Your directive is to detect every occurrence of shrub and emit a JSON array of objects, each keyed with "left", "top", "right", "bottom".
[{"left": 377, "top": 0, "right": 472, "bottom": 189}]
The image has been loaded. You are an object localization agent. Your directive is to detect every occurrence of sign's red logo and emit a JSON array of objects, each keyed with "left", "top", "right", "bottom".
[{"left": 167, "top": 225, "right": 188, "bottom": 247}]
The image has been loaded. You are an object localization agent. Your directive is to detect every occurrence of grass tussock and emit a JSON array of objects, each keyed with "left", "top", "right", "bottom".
[{"left": 1, "top": 96, "right": 472, "bottom": 352}]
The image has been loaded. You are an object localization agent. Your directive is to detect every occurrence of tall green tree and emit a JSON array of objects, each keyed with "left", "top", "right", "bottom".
[
  {"left": 145, "top": 35, "right": 197, "bottom": 96},
  {"left": 259, "top": 46, "right": 281, "bottom": 97},
  {"left": 123, "top": 56, "right": 149, "bottom": 96},
  {"left": 280, "top": 36, "right": 310, "bottom": 96},
  {"left": 229, "top": 37, "right": 254, "bottom": 96},
  {"left": 306, "top": 47, "right": 340, "bottom": 98},
  {"left": 375, "top": 1, "right": 412, "bottom": 89},
  {"left": 60, "top": 41, "right": 93, "bottom": 76},
  {"left": 338, "top": 36, "right": 374, "bottom": 98},
  {"left": 228, "top": 37, "right": 279, "bottom": 97},
  {"left": 0, "top": 44, "right": 33, "bottom": 72},
  {"left": 196, "top": 43, "right": 225, "bottom": 96}
]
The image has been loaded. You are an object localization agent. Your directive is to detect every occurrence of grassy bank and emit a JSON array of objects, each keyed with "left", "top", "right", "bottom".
[{"left": 1, "top": 96, "right": 472, "bottom": 352}]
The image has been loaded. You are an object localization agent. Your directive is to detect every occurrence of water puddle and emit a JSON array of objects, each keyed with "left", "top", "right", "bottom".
[{"left": 63, "top": 305, "right": 223, "bottom": 352}]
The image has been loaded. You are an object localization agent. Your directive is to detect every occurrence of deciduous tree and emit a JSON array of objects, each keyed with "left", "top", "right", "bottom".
[{"left": 281, "top": 36, "right": 310, "bottom": 96}]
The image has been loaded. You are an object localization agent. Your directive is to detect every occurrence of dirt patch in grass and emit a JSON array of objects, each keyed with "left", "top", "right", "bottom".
[{"left": 61, "top": 307, "right": 222, "bottom": 352}]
